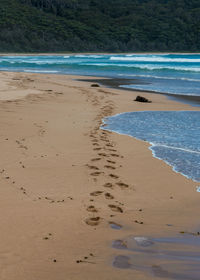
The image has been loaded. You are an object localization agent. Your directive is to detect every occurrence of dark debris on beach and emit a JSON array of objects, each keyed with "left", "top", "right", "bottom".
[{"left": 134, "top": 96, "right": 152, "bottom": 103}]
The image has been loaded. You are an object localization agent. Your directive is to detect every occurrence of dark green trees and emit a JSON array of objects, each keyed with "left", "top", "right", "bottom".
[{"left": 0, "top": 0, "right": 199, "bottom": 52}]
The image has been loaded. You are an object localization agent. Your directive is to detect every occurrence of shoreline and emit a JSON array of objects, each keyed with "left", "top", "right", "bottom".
[
  {"left": 0, "top": 71, "right": 200, "bottom": 279},
  {"left": 0, "top": 52, "right": 200, "bottom": 56},
  {"left": 79, "top": 77, "right": 200, "bottom": 106},
  {"left": 102, "top": 126, "right": 200, "bottom": 185}
]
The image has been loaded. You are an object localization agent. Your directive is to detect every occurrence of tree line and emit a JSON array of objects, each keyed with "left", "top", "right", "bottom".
[{"left": 0, "top": 0, "right": 199, "bottom": 52}]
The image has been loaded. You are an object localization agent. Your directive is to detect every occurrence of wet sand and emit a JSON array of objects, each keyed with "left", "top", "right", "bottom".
[
  {"left": 80, "top": 77, "right": 200, "bottom": 106},
  {"left": 0, "top": 71, "right": 199, "bottom": 279}
]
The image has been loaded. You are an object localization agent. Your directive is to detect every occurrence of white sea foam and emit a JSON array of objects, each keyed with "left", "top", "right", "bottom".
[
  {"left": 75, "top": 55, "right": 103, "bottom": 58},
  {"left": 75, "top": 55, "right": 87, "bottom": 58},
  {"left": 123, "top": 64, "right": 200, "bottom": 72},
  {"left": 133, "top": 65, "right": 200, "bottom": 72},
  {"left": 151, "top": 143, "right": 200, "bottom": 155},
  {"left": 20, "top": 60, "right": 68, "bottom": 65},
  {"left": 78, "top": 63, "right": 112, "bottom": 66},
  {"left": 4, "top": 56, "right": 30, "bottom": 59},
  {"left": 196, "top": 186, "right": 200, "bottom": 192},
  {"left": 89, "top": 55, "right": 104, "bottom": 58},
  {"left": 110, "top": 56, "right": 200, "bottom": 63},
  {"left": 149, "top": 145, "right": 200, "bottom": 182},
  {"left": 79, "top": 62, "right": 200, "bottom": 72},
  {"left": 24, "top": 70, "right": 59, "bottom": 73},
  {"left": 118, "top": 74, "right": 200, "bottom": 82}
]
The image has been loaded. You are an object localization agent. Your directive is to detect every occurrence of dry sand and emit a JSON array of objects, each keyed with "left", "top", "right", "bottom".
[{"left": 0, "top": 71, "right": 199, "bottom": 280}]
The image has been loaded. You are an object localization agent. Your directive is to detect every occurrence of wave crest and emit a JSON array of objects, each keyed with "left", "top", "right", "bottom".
[{"left": 110, "top": 56, "right": 200, "bottom": 63}]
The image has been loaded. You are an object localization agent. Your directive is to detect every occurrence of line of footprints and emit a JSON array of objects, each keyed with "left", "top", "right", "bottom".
[{"left": 85, "top": 105, "right": 130, "bottom": 227}]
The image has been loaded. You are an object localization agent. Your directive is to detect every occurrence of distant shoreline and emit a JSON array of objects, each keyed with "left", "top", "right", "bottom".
[{"left": 0, "top": 52, "right": 200, "bottom": 56}]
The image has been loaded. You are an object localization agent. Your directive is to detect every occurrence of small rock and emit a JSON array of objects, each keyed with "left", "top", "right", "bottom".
[
  {"left": 91, "top": 83, "right": 100, "bottom": 87},
  {"left": 134, "top": 96, "right": 152, "bottom": 103}
]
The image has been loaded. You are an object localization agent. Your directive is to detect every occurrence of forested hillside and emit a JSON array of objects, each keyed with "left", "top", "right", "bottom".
[{"left": 0, "top": 0, "right": 199, "bottom": 52}]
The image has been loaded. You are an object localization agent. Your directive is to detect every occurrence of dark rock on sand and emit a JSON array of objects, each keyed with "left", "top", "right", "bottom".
[
  {"left": 91, "top": 83, "right": 100, "bottom": 87},
  {"left": 134, "top": 96, "right": 152, "bottom": 103}
]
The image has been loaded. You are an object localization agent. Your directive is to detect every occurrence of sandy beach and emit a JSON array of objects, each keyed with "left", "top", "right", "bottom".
[{"left": 0, "top": 71, "right": 199, "bottom": 280}]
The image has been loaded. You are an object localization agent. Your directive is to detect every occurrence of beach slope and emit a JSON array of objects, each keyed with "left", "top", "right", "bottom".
[{"left": 0, "top": 71, "right": 199, "bottom": 280}]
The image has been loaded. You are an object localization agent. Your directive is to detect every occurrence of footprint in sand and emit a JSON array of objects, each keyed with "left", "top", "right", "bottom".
[
  {"left": 92, "top": 143, "right": 99, "bottom": 146},
  {"left": 104, "top": 182, "right": 113, "bottom": 188},
  {"left": 85, "top": 217, "right": 101, "bottom": 226},
  {"left": 115, "top": 200, "right": 124, "bottom": 206},
  {"left": 104, "top": 165, "right": 116, "bottom": 170},
  {"left": 109, "top": 221, "right": 122, "bottom": 230},
  {"left": 112, "top": 239, "right": 128, "bottom": 249},
  {"left": 134, "top": 220, "right": 144, "bottom": 225},
  {"left": 109, "top": 174, "right": 119, "bottom": 179},
  {"left": 16, "top": 140, "right": 28, "bottom": 150},
  {"left": 98, "top": 153, "right": 109, "bottom": 157},
  {"left": 110, "top": 154, "right": 120, "bottom": 157},
  {"left": 86, "top": 205, "right": 98, "bottom": 213},
  {"left": 20, "top": 187, "right": 27, "bottom": 195},
  {"left": 100, "top": 139, "right": 109, "bottom": 143},
  {"left": 90, "top": 191, "right": 103, "bottom": 196},
  {"left": 107, "top": 160, "right": 116, "bottom": 164},
  {"left": 116, "top": 182, "right": 129, "bottom": 189},
  {"left": 107, "top": 149, "right": 117, "bottom": 152},
  {"left": 43, "top": 233, "right": 53, "bottom": 240},
  {"left": 93, "top": 148, "right": 102, "bottom": 151},
  {"left": 106, "top": 143, "right": 114, "bottom": 147},
  {"left": 100, "top": 136, "right": 108, "bottom": 140},
  {"left": 105, "top": 193, "right": 114, "bottom": 200},
  {"left": 108, "top": 204, "right": 123, "bottom": 213},
  {"left": 91, "top": 171, "right": 103, "bottom": 176},
  {"left": 91, "top": 158, "right": 101, "bottom": 162},
  {"left": 86, "top": 165, "right": 99, "bottom": 170}
]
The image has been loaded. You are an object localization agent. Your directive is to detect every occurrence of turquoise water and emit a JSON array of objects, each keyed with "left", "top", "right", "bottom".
[
  {"left": 0, "top": 53, "right": 200, "bottom": 96},
  {"left": 1, "top": 53, "right": 200, "bottom": 182},
  {"left": 103, "top": 111, "right": 200, "bottom": 183}
]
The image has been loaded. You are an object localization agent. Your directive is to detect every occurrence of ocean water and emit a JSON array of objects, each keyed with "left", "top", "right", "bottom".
[
  {"left": 0, "top": 53, "right": 200, "bottom": 96},
  {"left": 1, "top": 53, "right": 200, "bottom": 182},
  {"left": 102, "top": 111, "right": 200, "bottom": 183}
]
